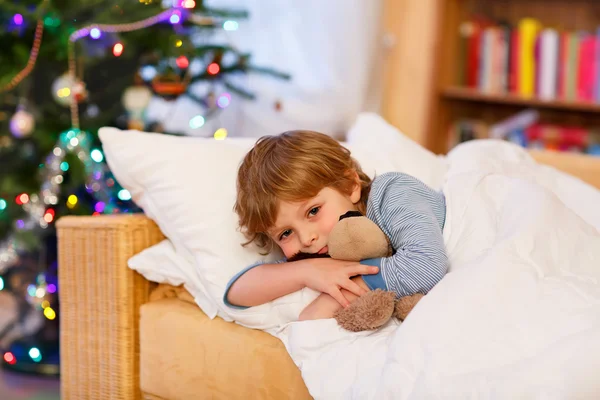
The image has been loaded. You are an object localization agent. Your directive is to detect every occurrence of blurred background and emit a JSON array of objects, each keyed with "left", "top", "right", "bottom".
[{"left": 2, "top": 0, "right": 600, "bottom": 398}]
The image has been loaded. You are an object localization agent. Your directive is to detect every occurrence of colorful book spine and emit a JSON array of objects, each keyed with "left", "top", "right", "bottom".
[
  {"left": 578, "top": 34, "right": 597, "bottom": 101},
  {"left": 509, "top": 28, "right": 520, "bottom": 93},
  {"left": 518, "top": 18, "right": 541, "bottom": 97},
  {"left": 565, "top": 33, "right": 580, "bottom": 101},
  {"left": 538, "top": 29, "right": 559, "bottom": 100},
  {"left": 596, "top": 27, "right": 600, "bottom": 102}
]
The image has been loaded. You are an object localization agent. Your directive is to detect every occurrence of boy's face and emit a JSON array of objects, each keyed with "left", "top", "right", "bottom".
[{"left": 269, "top": 185, "right": 361, "bottom": 259}]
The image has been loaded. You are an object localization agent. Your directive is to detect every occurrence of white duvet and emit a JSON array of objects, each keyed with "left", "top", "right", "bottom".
[{"left": 275, "top": 140, "right": 600, "bottom": 400}]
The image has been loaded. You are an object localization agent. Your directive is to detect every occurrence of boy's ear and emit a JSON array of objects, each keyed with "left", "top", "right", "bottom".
[{"left": 349, "top": 170, "right": 361, "bottom": 204}]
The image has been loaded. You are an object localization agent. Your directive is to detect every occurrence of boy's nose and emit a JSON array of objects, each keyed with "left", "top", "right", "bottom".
[{"left": 300, "top": 231, "right": 317, "bottom": 248}]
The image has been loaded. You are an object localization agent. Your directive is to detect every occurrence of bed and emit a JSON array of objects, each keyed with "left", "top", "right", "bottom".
[{"left": 57, "top": 147, "right": 600, "bottom": 400}]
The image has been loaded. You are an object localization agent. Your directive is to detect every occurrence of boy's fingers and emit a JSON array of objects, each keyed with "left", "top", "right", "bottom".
[
  {"left": 341, "top": 280, "right": 365, "bottom": 297},
  {"left": 353, "top": 265, "right": 379, "bottom": 275},
  {"left": 330, "top": 288, "right": 350, "bottom": 308}
]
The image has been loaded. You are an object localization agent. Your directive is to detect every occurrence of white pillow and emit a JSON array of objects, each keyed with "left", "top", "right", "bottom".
[
  {"left": 128, "top": 239, "right": 220, "bottom": 318},
  {"left": 99, "top": 113, "right": 448, "bottom": 330}
]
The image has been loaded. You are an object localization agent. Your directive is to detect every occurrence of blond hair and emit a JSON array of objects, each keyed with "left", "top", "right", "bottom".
[{"left": 235, "top": 130, "right": 372, "bottom": 251}]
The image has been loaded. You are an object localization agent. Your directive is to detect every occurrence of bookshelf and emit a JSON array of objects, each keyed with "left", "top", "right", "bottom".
[{"left": 424, "top": 0, "right": 600, "bottom": 154}]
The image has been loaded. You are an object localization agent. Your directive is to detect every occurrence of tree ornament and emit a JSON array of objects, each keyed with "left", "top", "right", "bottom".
[
  {"left": 122, "top": 85, "right": 153, "bottom": 130},
  {"left": 151, "top": 71, "right": 189, "bottom": 100},
  {"left": 9, "top": 109, "right": 35, "bottom": 138},
  {"left": 51, "top": 73, "right": 88, "bottom": 107}
]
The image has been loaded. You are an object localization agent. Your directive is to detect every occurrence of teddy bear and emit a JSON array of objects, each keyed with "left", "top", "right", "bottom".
[{"left": 290, "top": 211, "right": 424, "bottom": 332}]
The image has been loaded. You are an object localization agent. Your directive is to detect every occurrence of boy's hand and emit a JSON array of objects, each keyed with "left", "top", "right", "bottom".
[{"left": 298, "top": 258, "right": 379, "bottom": 308}]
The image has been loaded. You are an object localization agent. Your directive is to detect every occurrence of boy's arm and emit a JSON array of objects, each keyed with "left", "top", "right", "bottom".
[
  {"left": 224, "top": 259, "right": 378, "bottom": 309},
  {"left": 298, "top": 276, "right": 369, "bottom": 321},
  {"left": 225, "top": 261, "right": 306, "bottom": 309},
  {"left": 362, "top": 176, "right": 449, "bottom": 297}
]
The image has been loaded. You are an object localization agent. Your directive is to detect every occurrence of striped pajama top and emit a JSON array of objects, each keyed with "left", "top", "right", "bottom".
[
  {"left": 359, "top": 172, "right": 448, "bottom": 297},
  {"left": 223, "top": 171, "right": 448, "bottom": 309}
]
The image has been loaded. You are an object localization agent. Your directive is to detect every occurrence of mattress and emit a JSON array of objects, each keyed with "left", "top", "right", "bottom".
[{"left": 139, "top": 286, "right": 311, "bottom": 400}]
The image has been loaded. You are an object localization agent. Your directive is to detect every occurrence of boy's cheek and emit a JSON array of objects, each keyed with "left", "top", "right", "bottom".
[{"left": 281, "top": 243, "right": 298, "bottom": 259}]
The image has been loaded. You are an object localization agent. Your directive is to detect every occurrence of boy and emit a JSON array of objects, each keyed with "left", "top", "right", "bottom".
[{"left": 224, "top": 130, "right": 448, "bottom": 320}]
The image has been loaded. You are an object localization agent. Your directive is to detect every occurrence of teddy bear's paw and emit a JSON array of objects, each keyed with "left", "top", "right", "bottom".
[
  {"left": 393, "top": 293, "right": 425, "bottom": 321},
  {"left": 333, "top": 289, "right": 395, "bottom": 332},
  {"left": 328, "top": 216, "right": 392, "bottom": 261}
]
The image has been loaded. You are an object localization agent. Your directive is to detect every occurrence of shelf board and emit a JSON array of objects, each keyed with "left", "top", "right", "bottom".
[{"left": 441, "top": 86, "right": 600, "bottom": 113}]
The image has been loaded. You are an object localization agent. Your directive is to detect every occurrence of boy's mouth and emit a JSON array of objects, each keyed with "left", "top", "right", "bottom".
[{"left": 318, "top": 246, "right": 328, "bottom": 254}]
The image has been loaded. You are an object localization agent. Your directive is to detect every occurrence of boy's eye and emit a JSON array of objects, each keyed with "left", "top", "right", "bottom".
[
  {"left": 308, "top": 206, "right": 320, "bottom": 217},
  {"left": 279, "top": 229, "right": 292, "bottom": 241}
]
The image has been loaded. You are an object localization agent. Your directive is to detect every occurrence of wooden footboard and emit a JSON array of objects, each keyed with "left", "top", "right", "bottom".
[
  {"left": 530, "top": 150, "right": 600, "bottom": 190},
  {"left": 57, "top": 214, "right": 164, "bottom": 400}
]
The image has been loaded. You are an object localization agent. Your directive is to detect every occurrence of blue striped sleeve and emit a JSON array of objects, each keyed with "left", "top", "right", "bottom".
[
  {"left": 223, "top": 258, "right": 286, "bottom": 309},
  {"left": 366, "top": 172, "right": 448, "bottom": 297}
]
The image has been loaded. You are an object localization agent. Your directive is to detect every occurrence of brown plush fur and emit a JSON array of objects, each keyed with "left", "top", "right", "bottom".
[
  {"left": 327, "top": 214, "right": 424, "bottom": 331},
  {"left": 328, "top": 216, "right": 393, "bottom": 261},
  {"left": 393, "top": 293, "right": 424, "bottom": 321},
  {"left": 333, "top": 290, "right": 396, "bottom": 332}
]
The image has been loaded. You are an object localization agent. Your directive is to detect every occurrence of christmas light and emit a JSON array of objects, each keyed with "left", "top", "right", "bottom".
[
  {"left": 113, "top": 42, "right": 124, "bottom": 57},
  {"left": 3, "top": 352, "right": 16, "bottom": 365},
  {"left": 182, "top": 0, "right": 195, "bottom": 8},
  {"left": 214, "top": 128, "right": 228, "bottom": 140},
  {"left": 90, "top": 28, "right": 102, "bottom": 39},
  {"left": 91, "top": 149, "right": 103, "bottom": 162},
  {"left": 170, "top": 13, "right": 181, "bottom": 24},
  {"left": 47, "top": 284, "right": 57, "bottom": 294},
  {"left": 117, "top": 189, "right": 132, "bottom": 201},
  {"left": 29, "top": 348, "right": 42, "bottom": 363},
  {"left": 207, "top": 63, "right": 220, "bottom": 75},
  {"left": 217, "top": 93, "right": 231, "bottom": 108},
  {"left": 189, "top": 115, "right": 205, "bottom": 129},
  {"left": 16, "top": 193, "right": 29, "bottom": 205},
  {"left": 13, "top": 14, "right": 24, "bottom": 25},
  {"left": 95, "top": 202, "right": 106, "bottom": 213},
  {"left": 223, "top": 20, "right": 239, "bottom": 31},
  {"left": 60, "top": 161, "right": 69, "bottom": 171},
  {"left": 0, "top": 199, "right": 6, "bottom": 211},
  {"left": 176, "top": 56, "right": 189, "bottom": 69},
  {"left": 0, "top": 277, "right": 4, "bottom": 291},
  {"left": 44, "top": 209, "right": 55, "bottom": 223},
  {"left": 175, "top": 39, "right": 183, "bottom": 47},
  {"left": 140, "top": 65, "right": 158, "bottom": 81},
  {"left": 67, "top": 195, "right": 78, "bottom": 208},
  {"left": 57, "top": 88, "right": 70, "bottom": 98},
  {"left": 44, "top": 307, "right": 56, "bottom": 320}
]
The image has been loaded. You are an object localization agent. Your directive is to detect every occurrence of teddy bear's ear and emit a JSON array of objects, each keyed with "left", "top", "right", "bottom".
[{"left": 339, "top": 210, "right": 363, "bottom": 221}]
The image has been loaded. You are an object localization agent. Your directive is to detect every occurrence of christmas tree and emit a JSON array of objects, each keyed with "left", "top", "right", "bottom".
[{"left": 0, "top": 0, "right": 288, "bottom": 374}]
